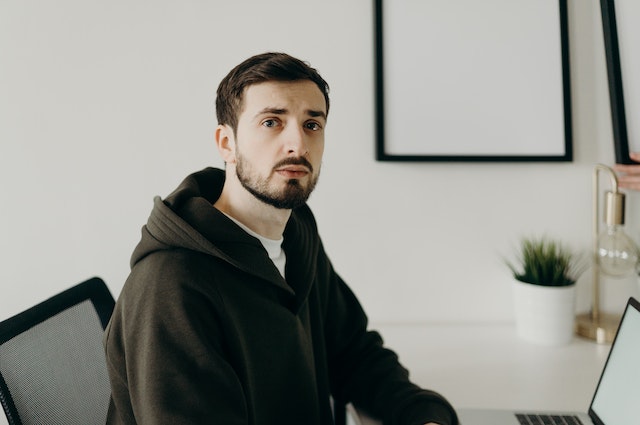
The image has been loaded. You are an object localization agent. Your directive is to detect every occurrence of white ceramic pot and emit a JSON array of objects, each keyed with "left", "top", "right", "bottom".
[{"left": 513, "top": 280, "right": 576, "bottom": 345}]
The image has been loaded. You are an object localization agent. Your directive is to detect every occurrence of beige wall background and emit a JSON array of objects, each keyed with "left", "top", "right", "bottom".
[{"left": 1, "top": 0, "right": 639, "bottom": 327}]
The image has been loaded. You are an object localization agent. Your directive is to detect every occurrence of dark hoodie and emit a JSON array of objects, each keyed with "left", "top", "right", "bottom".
[{"left": 104, "top": 167, "right": 458, "bottom": 425}]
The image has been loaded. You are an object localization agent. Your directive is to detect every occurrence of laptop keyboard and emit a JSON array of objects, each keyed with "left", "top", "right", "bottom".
[{"left": 515, "top": 413, "right": 584, "bottom": 425}]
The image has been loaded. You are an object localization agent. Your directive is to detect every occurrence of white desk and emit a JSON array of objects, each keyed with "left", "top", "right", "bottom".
[{"left": 373, "top": 322, "right": 611, "bottom": 413}]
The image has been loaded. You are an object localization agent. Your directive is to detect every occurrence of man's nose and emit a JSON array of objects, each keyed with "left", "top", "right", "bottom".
[{"left": 285, "top": 125, "right": 308, "bottom": 156}]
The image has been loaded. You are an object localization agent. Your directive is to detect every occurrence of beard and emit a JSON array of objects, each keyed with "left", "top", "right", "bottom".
[{"left": 236, "top": 154, "right": 320, "bottom": 210}]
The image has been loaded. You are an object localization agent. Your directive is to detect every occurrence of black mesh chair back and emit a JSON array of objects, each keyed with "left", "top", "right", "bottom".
[{"left": 0, "top": 277, "right": 115, "bottom": 425}]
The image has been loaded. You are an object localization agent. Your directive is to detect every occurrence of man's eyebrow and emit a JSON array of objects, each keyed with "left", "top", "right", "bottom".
[
  {"left": 256, "top": 107, "right": 287, "bottom": 116},
  {"left": 307, "top": 109, "right": 327, "bottom": 120},
  {"left": 254, "top": 107, "right": 327, "bottom": 120}
]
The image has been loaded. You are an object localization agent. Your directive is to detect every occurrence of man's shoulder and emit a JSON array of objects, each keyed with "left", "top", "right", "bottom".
[{"left": 124, "top": 248, "right": 225, "bottom": 301}]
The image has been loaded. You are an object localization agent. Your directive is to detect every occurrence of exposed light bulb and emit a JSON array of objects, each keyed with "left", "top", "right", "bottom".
[
  {"left": 597, "top": 224, "right": 638, "bottom": 277},
  {"left": 576, "top": 164, "right": 637, "bottom": 344}
]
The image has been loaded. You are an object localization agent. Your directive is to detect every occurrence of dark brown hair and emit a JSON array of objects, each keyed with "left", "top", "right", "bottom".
[{"left": 215, "top": 52, "right": 330, "bottom": 133}]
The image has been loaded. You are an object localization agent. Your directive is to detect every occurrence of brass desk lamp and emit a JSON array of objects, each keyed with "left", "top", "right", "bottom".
[{"left": 575, "top": 164, "right": 638, "bottom": 343}]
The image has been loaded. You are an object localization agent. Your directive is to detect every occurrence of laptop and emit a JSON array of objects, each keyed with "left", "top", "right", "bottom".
[{"left": 457, "top": 296, "right": 640, "bottom": 425}]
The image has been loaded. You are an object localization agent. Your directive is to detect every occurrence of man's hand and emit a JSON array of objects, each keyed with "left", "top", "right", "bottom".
[{"left": 613, "top": 152, "right": 640, "bottom": 190}]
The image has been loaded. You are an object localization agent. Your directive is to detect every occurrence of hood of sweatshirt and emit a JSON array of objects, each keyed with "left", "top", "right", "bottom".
[{"left": 130, "top": 167, "right": 319, "bottom": 307}]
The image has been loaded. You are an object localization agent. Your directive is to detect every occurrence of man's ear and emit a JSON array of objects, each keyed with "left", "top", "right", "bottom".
[{"left": 215, "top": 124, "right": 236, "bottom": 164}]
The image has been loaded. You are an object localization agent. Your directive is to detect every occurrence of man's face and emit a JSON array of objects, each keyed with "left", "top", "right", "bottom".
[{"left": 232, "top": 80, "right": 327, "bottom": 209}]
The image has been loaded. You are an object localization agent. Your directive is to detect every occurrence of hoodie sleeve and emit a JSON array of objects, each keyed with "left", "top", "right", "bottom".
[
  {"left": 104, "top": 251, "right": 248, "bottom": 425},
  {"left": 319, "top": 250, "right": 459, "bottom": 425}
]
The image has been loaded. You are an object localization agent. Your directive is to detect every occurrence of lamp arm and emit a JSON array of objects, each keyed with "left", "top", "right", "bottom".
[
  {"left": 594, "top": 163, "right": 619, "bottom": 193},
  {"left": 591, "top": 164, "right": 622, "bottom": 322}
]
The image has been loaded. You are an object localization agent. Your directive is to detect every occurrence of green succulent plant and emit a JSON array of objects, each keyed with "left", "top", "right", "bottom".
[{"left": 506, "top": 237, "right": 583, "bottom": 287}]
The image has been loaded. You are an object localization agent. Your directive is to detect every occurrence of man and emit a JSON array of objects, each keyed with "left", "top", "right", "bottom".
[
  {"left": 104, "top": 52, "right": 458, "bottom": 425},
  {"left": 614, "top": 151, "right": 640, "bottom": 190}
]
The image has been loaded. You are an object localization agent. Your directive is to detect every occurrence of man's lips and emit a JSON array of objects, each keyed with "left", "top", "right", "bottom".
[
  {"left": 273, "top": 157, "right": 314, "bottom": 179},
  {"left": 275, "top": 166, "right": 310, "bottom": 178}
]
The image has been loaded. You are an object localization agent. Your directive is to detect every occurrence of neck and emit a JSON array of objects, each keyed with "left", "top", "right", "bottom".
[{"left": 213, "top": 172, "right": 291, "bottom": 240}]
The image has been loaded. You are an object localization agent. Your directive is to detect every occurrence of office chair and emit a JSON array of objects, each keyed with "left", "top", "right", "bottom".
[{"left": 0, "top": 277, "right": 115, "bottom": 425}]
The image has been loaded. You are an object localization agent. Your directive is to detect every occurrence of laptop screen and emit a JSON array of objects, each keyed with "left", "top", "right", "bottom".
[{"left": 589, "top": 297, "right": 640, "bottom": 424}]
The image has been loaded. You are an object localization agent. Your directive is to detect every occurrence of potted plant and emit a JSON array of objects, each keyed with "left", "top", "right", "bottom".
[{"left": 506, "top": 236, "right": 585, "bottom": 345}]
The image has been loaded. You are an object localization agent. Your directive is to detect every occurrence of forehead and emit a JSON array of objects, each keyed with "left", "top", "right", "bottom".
[{"left": 241, "top": 80, "right": 327, "bottom": 116}]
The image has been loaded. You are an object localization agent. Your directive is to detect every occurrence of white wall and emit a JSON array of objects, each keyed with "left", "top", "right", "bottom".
[{"left": 1, "top": 0, "right": 638, "bottom": 326}]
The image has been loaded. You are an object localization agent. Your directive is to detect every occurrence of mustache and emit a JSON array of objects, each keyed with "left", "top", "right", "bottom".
[{"left": 273, "top": 157, "right": 314, "bottom": 173}]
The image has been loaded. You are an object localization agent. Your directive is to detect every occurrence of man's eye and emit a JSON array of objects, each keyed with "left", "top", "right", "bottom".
[
  {"left": 262, "top": 119, "right": 278, "bottom": 128},
  {"left": 305, "top": 122, "right": 322, "bottom": 131}
]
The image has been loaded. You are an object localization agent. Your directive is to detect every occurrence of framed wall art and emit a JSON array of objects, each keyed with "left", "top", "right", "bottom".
[
  {"left": 375, "top": 0, "right": 573, "bottom": 162},
  {"left": 601, "top": 0, "right": 640, "bottom": 164}
]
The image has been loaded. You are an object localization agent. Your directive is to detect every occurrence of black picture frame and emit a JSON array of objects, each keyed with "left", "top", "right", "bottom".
[
  {"left": 600, "top": 0, "right": 639, "bottom": 164},
  {"left": 374, "top": 0, "right": 573, "bottom": 162}
]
